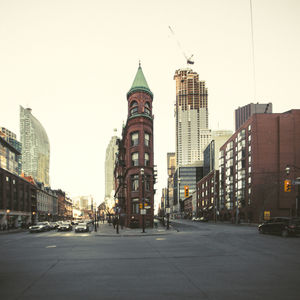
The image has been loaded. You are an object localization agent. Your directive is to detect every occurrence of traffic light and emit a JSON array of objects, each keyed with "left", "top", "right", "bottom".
[
  {"left": 184, "top": 185, "right": 189, "bottom": 197},
  {"left": 284, "top": 179, "right": 292, "bottom": 192}
]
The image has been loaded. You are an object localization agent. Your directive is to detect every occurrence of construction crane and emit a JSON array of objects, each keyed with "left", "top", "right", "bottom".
[{"left": 168, "top": 26, "right": 194, "bottom": 65}]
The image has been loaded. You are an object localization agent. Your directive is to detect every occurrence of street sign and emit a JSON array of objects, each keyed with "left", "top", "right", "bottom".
[
  {"left": 166, "top": 208, "right": 171, "bottom": 214},
  {"left": 140, "top": 209, "right": 146, "bottom": 215},
  {"left": 264, "top": 211, "right": 270, "bottom": 221}
]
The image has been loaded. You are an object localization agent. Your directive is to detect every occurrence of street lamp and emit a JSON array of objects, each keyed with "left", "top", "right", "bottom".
[
  {"left": 140, "top": 168, "right": 145, "bottom": 233},
  {"left": 94, "top": 208, "right": 97, "bottom": 232},
  {"left": 285, "top": 164, "right": 300, "bottom": 217},
  {"left": 166, "top": 189, "right": 170, "bottom": 230},
  {"left": 6, "top": 209, "right": 10, "bottom": 230},
  {"left": 32, "top": 211, "right": 36, "bottom": 225}
]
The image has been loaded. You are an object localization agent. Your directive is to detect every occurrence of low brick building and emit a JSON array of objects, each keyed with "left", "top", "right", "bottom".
[{"left": 0, "top": 167, "right": 37, "bottom": 228}]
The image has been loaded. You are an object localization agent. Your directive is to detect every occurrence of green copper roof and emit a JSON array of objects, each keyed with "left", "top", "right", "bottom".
[{"left": 127, "top": 64, "right": 153, "bottom": 98}]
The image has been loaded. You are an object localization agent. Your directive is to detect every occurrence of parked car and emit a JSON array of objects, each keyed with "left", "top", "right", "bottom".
[
  {"left": 258, "top": 217, "right": 300, "bottom": 237},
  {"left": 57, "top": 222, "right": 73, "bottom": 231},
  {"left": 29, "top": 222, "right": 51, "bottom": 233},
  {"left": 75, "top": 223, "right": 89, "bottom": 233},
  {"left": 49, "top": 222, "right": 58, "bottom": 230},
  {"left": 192, "top": 217, "right": 208, "bottom": 222}
]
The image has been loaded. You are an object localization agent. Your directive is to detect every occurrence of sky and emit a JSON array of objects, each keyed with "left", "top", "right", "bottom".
[{"left": 1, "top": 0, "right": 300, "bottom": 208}]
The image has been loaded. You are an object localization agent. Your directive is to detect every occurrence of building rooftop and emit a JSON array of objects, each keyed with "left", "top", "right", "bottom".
[{"left": 127, "top": 63, "right": 153, "bottom": 98}]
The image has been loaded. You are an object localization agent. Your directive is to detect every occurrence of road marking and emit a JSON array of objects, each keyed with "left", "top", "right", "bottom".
[
  {"left": 156, "top": 238, "right": 166, "bottom": 240},
  {"left": 46, "top": 245, "right": 56, "bottom": 248}
]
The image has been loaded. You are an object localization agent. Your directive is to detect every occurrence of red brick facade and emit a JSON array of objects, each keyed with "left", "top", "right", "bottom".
[
  {"left": 219, "top": 110, "right": 300, "bottom": 223},
  {"left": 114, "top": 67, "right": 155, "bottom": 228}
]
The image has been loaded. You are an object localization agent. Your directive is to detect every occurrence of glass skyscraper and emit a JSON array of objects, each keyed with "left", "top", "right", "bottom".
[{"left": 20, "top": 106, "right": 50, "bottom": 186}]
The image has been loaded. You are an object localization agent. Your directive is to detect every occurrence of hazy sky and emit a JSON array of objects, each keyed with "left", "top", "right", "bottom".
[{"left": 1, "top": 0, "right": 299, "bottom": 207}]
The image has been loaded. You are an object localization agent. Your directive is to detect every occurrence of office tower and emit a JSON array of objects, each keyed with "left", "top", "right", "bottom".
[
  {"left": 235, "top": 102, "right": 272, "bottom": 131},
  {"left": 20, "top": 106, "right": 50, "bottom": 186},
  {"left": 114, "top": 63, "right": 155, "bottom": 228},
  {"left": 174, "top": 68, "right": 211, "bottom": 166},
  {"left": 105, "top": 130, "right": 119, "bottom": 198}
]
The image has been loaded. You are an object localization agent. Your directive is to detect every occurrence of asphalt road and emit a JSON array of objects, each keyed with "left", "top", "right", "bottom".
[{"left": 1, "top": 221, "right": 300, "bottom": 300}]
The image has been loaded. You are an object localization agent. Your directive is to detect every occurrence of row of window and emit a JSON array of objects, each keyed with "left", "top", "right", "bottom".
[
  {"left": 131, "top": 131, "right": 150, "bottom": 147},
  {"left": 131, "top": 174, "right": 151, "bottom": 191},
  {"left": 130, "top": 101, "right": 151, "bottom": 116},
  {"left": 131, "top": 152, "right": 150, "bottom": 166}
]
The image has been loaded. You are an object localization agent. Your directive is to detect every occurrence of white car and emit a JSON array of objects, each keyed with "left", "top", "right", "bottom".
[{"left": 29, "top": 222, "right": 50, "bottom": 233}]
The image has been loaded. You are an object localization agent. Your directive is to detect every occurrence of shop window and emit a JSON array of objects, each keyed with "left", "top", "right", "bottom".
[{"left": 132, "top": 198, "right": 139, "bottom": 214}]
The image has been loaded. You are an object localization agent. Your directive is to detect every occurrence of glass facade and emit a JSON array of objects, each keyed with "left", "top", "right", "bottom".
[{"left": 20, "top": 106, "right": 50, "bottom": 186}]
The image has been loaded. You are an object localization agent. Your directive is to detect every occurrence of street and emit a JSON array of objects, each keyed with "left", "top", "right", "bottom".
[{"left": 1, "top": 220, "right": 300, "bottom": 300}]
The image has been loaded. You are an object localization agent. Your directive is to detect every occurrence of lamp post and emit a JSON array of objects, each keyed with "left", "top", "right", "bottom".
[
  {"left": 140, "top": 168, "right": 145, "bottom": 233},
  {"left": 285, "top": 165, "right": 300, "bottom": 217},
  {"left": 166, "top": 189, "right": 170, "bottom": 230},
  {"left": 94, "top": 208, "right": 97, "bottom": 232},
  {"left": 6, "top": 209, "right": 10, "bottom": 230},
  {"left": 32, "top": 211, "right": 36, "bottom": 225}
]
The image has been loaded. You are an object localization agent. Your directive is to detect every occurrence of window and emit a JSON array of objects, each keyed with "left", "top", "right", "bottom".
[
  {"left": 130, "top": 101, "right": 138, "bottom": 115},
  {"left": 145, "top": 175, "right": 151, "bottom": 190},
  {"left": 144, "top": 102, "right": 151, "bottom": 115},
  {"left": 144, "top": 153, "right": 150, "bottom": 166},
  {"left": 130, "top": 107, "right": 138, "bottom": 115},
  {"left": 131, "top": 152, "right": 139, "bottom": 166},
  {"left": 144, "top": 132, "right": 150, "bottom": 147},
  {"left": 131, "top": 175, "right": 139, "bottom": 191},
  {"left": 131, "top": 132, "right": 139, "bottom": 146},
  {"left": 130, "top": 101, "right": 138, "bottom": 107},
  {"left": 132, "top": 198, "right": 139, "bottom": 214}
]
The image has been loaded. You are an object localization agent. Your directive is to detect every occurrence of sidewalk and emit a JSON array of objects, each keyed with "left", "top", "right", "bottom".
[
  {"left": 0, "top": 228, "right": 27, "bottom": 235},
  {"left": 91, "top": 221, "right": 175, "bottom": 237}
]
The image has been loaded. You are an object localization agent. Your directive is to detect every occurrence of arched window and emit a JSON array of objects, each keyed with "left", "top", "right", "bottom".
[
  {"left": 130, "top": 101, "right": 137, "bottom": 107},
  {"left": 130, "top": 101, "right": 138, "bottom": 115},
  {"left": 144, "top": 102, "right": 151, "bottom": 115},
  {"left": 131, "top": 152, "right": 139, "bottom": 166}
]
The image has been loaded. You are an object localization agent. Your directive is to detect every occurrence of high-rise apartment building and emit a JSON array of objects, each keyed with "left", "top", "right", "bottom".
[
  {"left": 235, "top": 102, "right": 272, "bottom": 131},
  {"left": 105, "top": 130, "right": 118, "bottom": 198},
  {"left": 174, "top": 68, "right": 211, "bottom": 166},
  {"left": 203, "top": 130, "right": 233, "bottom": 176},
  {"left": 20, "top": 106, "right": 50, "bottom": 186}
]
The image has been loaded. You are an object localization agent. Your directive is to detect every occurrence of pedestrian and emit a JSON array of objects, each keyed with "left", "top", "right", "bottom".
[{"left": 112, "top": 217, "right": 116, "bottom": 229}]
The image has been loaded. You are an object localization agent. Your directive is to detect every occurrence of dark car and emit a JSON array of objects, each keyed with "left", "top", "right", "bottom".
[
  {"left": 258, "top": 217, "right": 300, "bottom": 237},
  {"left": 57, "top": 222, "right": 72, "bottom": 231}
]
